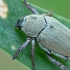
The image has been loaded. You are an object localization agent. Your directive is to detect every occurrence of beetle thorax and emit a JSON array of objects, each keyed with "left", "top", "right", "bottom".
[{"left": 21, "top": 15, "right": 46, "bottom": 37}]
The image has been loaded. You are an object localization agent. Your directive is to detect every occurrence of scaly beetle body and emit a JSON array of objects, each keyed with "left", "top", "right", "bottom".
[
  {"left": 18, "top": 14, "right": 70, "bottom": 56},
  {"left": 13, "top": 0, "right": 70, "bottom": 70}
]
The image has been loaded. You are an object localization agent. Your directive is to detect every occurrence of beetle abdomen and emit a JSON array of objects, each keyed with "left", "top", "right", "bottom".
[{"left": 37, "top": 16, "right": 70, "bottom": 56}]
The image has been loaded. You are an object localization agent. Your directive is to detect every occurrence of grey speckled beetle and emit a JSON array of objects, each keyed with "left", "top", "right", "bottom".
[{"left": 12, "top": 0, "right": 70, "bottom": 70}]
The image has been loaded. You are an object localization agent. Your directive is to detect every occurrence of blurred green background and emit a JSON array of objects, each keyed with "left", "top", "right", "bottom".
[{"left": 0, "top": 0, "right": 70, "bottom": 70}]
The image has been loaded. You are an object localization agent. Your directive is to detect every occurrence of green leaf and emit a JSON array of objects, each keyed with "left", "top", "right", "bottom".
[{"left": 0, "top": 0, "right": 70, "bottom": 70}]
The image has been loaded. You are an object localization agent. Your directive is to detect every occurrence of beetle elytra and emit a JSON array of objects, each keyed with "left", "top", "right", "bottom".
[{"left": 12, "top": 0, "right": 70, "bottom": 70}]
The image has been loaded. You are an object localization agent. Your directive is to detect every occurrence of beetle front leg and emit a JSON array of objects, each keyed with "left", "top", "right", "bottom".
[
  {"left": 12, "top": 37, "right": 31, "bottom": 60},
  {"left": 23, "top": 0, "right": 39, "bottom": 14},
  {"left": 31, "top": 38, "right": 35, "bottom": 70},
  {"left": 46, "top": 53, "right": 68, "bottom": 70}
]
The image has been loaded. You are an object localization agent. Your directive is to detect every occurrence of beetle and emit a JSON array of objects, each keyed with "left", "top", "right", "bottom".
[{"left": 12, "top": 0, "right": 70, "bottom": 70}]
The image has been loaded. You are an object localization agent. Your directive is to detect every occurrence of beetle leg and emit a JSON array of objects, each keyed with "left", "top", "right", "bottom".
[
  {"left": 46, "top": 53, "right": 68, "bottom": 70},
  {"left": 47, "top": 11, "right": 53, "bottom": 16},
  {"left": 12, "top": 37, "right": 31, "bottom": 60},
  {"left": 43, "top": 11, "right": 53, "bottom": 17},
  {"left": 31, "top": 38, "right": 35, "bottom": 70},
  {"left": 23, "top": 0, "right": 39, "bottom": 14}
]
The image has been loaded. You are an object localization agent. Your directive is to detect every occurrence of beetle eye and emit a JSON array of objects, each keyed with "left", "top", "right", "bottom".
[
  {"left": 15, "top": 19, "right": 22, "bottom": 29},
  {"left": 17, "top": 19, "right": 20, "bottom": 23},
  {"left": 15, "top": 19, "right": 20, "bottom": 27}
]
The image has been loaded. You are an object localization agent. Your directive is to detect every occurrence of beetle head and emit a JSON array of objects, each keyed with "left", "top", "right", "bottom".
[
  {"left": 15, "top": 17, "right": 26, "bottom": 29},
  {"left": 15, "top": 15, "right": 46, "bottom": 37}
]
